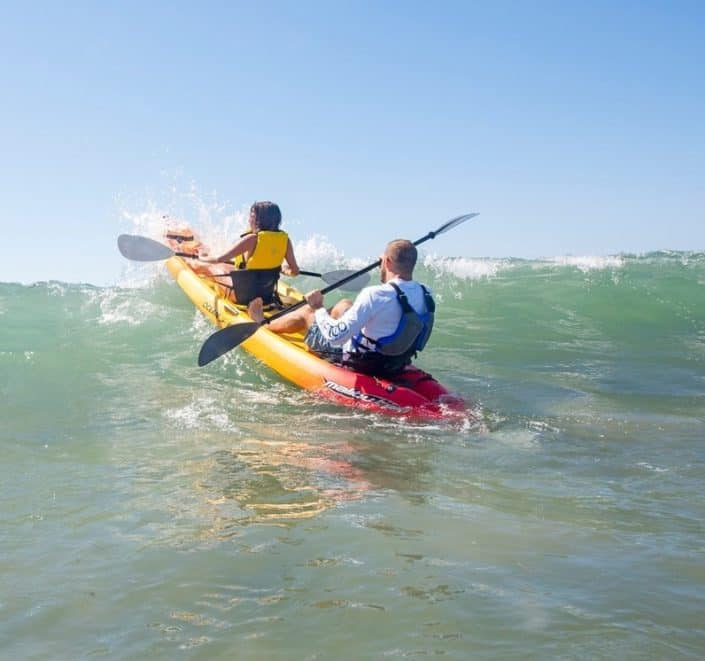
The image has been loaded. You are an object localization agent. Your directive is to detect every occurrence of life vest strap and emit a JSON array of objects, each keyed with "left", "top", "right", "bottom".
[
  {"left": 345, "top": 282, "right": 435, "bottom": 377},
  {"left": 353, "top": 282, "right": 434, "bottom": 357}
]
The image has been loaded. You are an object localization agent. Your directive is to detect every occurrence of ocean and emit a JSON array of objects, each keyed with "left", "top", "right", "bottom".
[{"left": 2, "top": 248, "right": 704, "bottom": 658}]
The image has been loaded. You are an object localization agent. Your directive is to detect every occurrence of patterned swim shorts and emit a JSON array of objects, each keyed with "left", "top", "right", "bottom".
[{"left": 304, "top": 322, "right": 343, "bottom": 359}]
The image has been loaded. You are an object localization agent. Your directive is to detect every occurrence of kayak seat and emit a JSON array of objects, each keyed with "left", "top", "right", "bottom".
[{"left": 228, "top": 268, "right": 281, "bottom": 305}]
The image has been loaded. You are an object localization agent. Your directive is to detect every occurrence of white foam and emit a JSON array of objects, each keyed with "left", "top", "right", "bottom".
[
  {"left": 117, "top": 183, "right": 251, "bottom": 288},
  {"left": 87, "top": 287, "right": 164, "bottom": 326},
  {"left": 293, "top": 234, "right": 345, "bottom": 270},
  {"left": 120, "top": 203, "right": 171, "bottom": 242},
  {"left": 116, "top": 184, "right": 371, "bottom": 287},
  {"left": 46, "top": 282, "right": 69, "bottom": 297},
  {"left": 117, "top": 262, "right": 169, "bottom": 290},
  {"left": 548, "top": 255, "right": 624, "bottom": 273},
  {"left": 164, "top": 394, "right": 239, "bottom": 432},
  {"left": 636, "top": 462, "right": 669, "bottom": 473},
  {"left": 423, "top": 254, "right": 507, "bottom": 281}
]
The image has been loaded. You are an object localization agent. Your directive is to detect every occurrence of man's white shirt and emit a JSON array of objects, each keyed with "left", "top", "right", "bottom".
[{"left": 313, "top": 277, "right": 431, "bottom": 352}]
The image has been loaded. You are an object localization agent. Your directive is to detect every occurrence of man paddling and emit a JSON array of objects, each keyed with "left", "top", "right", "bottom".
[{"left": 248, "top": 239, "right": 435, "bottom": 376}]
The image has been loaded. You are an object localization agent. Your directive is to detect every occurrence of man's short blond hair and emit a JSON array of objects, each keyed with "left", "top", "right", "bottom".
[{"left": 385, "top": 239, "right": 417, "bottom": 275}]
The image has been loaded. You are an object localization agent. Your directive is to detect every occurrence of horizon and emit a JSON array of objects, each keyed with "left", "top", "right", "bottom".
[{"left": 2, "top": 245, "right": 700, "bottom": 288}]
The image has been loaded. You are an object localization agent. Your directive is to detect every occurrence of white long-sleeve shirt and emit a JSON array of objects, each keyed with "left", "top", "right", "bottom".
[{"left": 313, "top": 277, "right": 431, "bottom": 353}]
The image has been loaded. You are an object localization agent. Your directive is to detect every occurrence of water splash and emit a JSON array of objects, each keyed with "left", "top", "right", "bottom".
[
  {"left": 117, "top": 183, "right": 363, "bottom": 286},
  {"left": 423, "top": 254, "right": 508, "bottom": 281},
  {"left": 547, "top": 255, "right": 624, "bottom": 273}
]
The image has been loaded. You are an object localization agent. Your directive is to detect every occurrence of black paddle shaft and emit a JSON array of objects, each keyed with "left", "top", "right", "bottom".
[
  {"left": 262, "top": 217, "right": 475, "bottom": 327},
  {"left": 197, "top": 212, "right": 478, "bottom": 365}
]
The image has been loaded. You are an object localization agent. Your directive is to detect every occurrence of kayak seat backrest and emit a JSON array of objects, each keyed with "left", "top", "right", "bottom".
[{"left": 229, "top": 268, "right": 281, "bottom": 305}]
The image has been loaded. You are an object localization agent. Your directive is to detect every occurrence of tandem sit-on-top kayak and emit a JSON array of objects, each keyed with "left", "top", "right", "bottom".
[{"left": 117, "top": 214, "right": 477, "bottom": 420}]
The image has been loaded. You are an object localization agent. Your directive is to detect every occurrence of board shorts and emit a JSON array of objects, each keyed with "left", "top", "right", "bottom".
[
  {"left": 304, "top": 321, "right": 343, "bottom": 359},
  {"left": 304, "top": 321, "right": 403, "bottom": 376}
]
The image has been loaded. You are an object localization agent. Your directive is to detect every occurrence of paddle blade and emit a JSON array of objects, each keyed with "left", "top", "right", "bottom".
[
  {"left": 320, "top": 269, "right": 371, "bottom": 291},
  {"left": 433, "top": 213, "right": 479, "bottom": 237},
  {"left": 197, "top": 322, "right": 261, "bottom": 366},
  {"left": 117, "top": 234, "right": 174, "bottom": 261}
]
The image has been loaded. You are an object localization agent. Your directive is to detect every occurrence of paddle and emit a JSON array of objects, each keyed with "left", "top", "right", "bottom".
[
  {"left": 117, "top": 234, "right": 183, "bottom": 261},
  {"left": 197, "top": 212, "right": 479, "bottom": 366},
  {"left": 298, "top": 269, "right": 370, "bottom": 289},
  {"left": 116, "top": 234, "right": 370, "bottom": 289}
]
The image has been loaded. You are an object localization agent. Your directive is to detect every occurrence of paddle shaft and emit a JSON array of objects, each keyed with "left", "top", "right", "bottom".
[
  {"left": 261, "top": 227, "right": 447, "bottom": 326},
  {"left": 196, "top": 212, "right": 478, "bottom": 365}
]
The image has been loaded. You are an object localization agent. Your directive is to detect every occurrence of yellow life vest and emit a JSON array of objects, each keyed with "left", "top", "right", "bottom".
[{"left": 234, "top": 230, "right": 289, "bottom": 270}]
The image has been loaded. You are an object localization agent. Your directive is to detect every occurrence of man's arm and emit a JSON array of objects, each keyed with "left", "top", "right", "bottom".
[{"left": 306, "top": 289, "right": 375, "bottom": 347}]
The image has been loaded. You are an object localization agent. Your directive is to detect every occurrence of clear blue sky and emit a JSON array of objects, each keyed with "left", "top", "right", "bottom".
[{"left": 1, "top": 1, "right": 703, "bottom": 284}]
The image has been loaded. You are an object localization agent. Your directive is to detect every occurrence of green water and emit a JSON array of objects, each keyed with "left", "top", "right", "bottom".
[{"left": 2, "top": 253, "right": 704, "bottom": 658}]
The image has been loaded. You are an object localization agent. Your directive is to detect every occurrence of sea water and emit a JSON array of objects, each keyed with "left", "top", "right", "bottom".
[{"left": 1, "top": 246, "right": 704, "bottom": 658}]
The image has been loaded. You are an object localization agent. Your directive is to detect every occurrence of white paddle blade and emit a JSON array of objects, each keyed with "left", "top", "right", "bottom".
[
  {"left": 434, "top": 213, "right": 480, "bottom": 237},
  {"left": 117, "top": 235, "right": 174, "bottom": 261}
]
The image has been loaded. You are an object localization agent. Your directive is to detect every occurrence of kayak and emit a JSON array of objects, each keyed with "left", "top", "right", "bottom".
[{"left": 163, "top": 228, "right": 466, "bottom": 420}]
